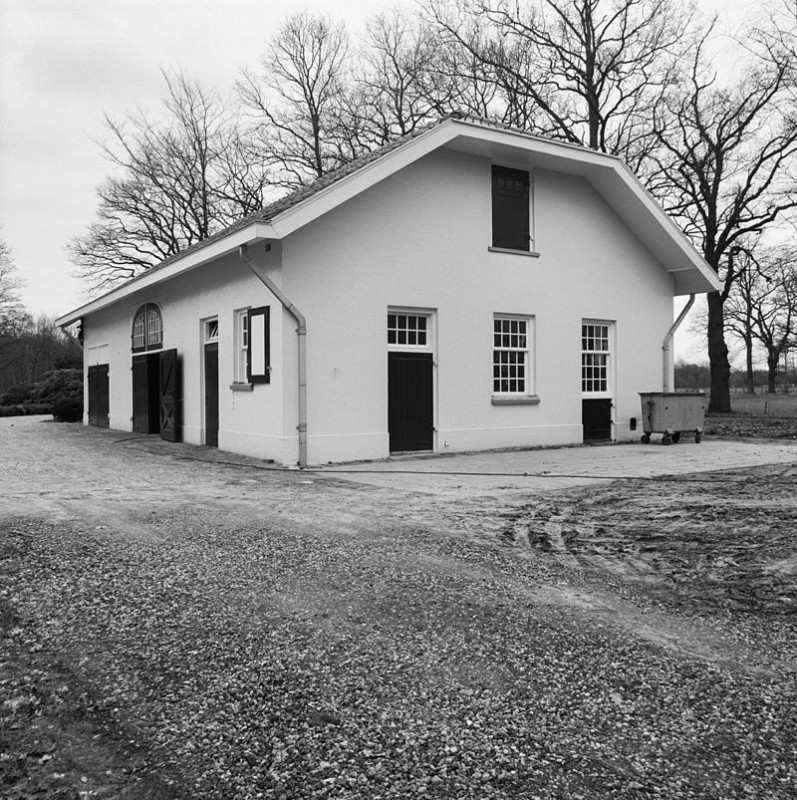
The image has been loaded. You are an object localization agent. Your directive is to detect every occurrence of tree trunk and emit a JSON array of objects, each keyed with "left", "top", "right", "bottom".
[
  {"left": 767, "top": 353, "right": 778, "bottom": 393},
  {"left": 744, "top": 333, "right": 755, "bottom": 394},
  {"left": 707, "top": 291, "right": 731, "bottom": 412}
]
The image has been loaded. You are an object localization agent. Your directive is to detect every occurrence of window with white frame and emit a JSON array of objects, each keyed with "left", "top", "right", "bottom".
[
  {"left": 131, "top": 303, "right": 163, "bottom": 352},
  {"left": 387, "top": 312, "right": 428, "bottom": 347},
  {"left": 205, "top": 318, "right": 219, "bottom": 343},
  {"left": 234, "top": 308, "right": 250, "bottom": 382},
  {"left": 582, "top": 322, "right": 611, "bottom": 394},
  {"left": 493, "top": 315, "right": 532, "bottom": 395}
]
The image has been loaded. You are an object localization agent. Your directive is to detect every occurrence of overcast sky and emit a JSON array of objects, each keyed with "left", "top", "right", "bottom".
[{"left": 0, "top": 0, "right": 759, "bottom": 359}]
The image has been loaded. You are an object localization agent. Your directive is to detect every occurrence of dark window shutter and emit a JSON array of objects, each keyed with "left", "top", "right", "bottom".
[
  {"left": 492, "top": 166, "right": 530, "bottom": 251},
  {"left": 247, "top": 306, "right": 270, "bottom": 384}
]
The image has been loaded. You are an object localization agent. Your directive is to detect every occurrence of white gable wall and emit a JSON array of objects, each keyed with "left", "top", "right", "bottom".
[{"left": 277, "top": 147, "right": 673, "bottom": 464}]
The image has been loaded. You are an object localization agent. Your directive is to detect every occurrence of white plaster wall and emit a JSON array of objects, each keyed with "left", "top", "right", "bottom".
[
  {"left": 82, "top": 146, "right": 675, "bottom": 466},
  {"left": 280, "top": 147, "right": 673, "bottom": 463},
  {"left": 81, "top": 245, "right": 296, "bottom": 463}
]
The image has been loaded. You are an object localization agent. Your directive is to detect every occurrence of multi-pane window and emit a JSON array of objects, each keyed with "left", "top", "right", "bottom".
[
  {"left": 387, "top": 313, "right": 428, "bottom": 347},
  {"left": 493, "top": 316, "right": 530, "bottom": 394},
  {"left": 132, "top": 304, "right": 163, "bottom": 352},
  {"left": 582, "top": 323, "right": 611, "bottom": 393}
]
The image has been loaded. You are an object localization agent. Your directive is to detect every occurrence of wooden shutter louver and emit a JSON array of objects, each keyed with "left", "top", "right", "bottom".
[{"left": 247, "top": 306, "right": 270, "bottom": 384}]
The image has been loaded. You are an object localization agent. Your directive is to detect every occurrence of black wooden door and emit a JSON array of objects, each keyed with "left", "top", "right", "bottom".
[
  {"left": 132, "top": 354, "right": 160, "bottom": 433},
  {"left": 159, "top": 349, "right": 180, "bottom": 442},
  {"left": 582, "top": 399, "right": 612, "bottom": 442},
  {"left": 88, "top": 364, "right": 109, "bottom": 427},
  {"left": 204, "top": 343, "right": 219, "bottom": 447},
  {"left": 388, "top": 352, "right": 433, "bottom": 452}
]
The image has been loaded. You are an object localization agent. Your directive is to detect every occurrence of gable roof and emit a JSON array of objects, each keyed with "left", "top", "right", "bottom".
[{"left": 57, "top": 113, "right": 721, "bottom": 327}]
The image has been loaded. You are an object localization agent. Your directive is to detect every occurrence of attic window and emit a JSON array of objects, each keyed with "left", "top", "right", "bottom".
[
  {"left": 491, "top": 165, "right": 531, "bottom": 252},
  {"left": 132, "top": 304, "right": 163, "bottom": 352}
]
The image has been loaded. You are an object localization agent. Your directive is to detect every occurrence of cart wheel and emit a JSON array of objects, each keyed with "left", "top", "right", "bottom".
[
  {"left": 641, "top": 434, "right": 651, "bottom": 444},
  {"left": 695, "top": 431, "right": 702, "bottom": 444},
  {"left": 661, "top": 434, "right": 672, "bottom": 445},
  {"left": 671, "top": 432, "right": 681, "bottom": 444}
]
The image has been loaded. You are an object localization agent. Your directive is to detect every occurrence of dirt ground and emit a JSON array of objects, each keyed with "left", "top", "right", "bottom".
[{"left": 1, "top": 419, "right": 796, "bottom": 799}]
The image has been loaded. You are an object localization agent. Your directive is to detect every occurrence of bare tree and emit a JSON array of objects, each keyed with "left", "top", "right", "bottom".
[
  {"left": 425, "top": 0, "right": 693, "bottom": 168},
  {"left": 0, "top": 237, "right": 34, "bottom": 389},
  {"left": 724, "top": 249, "right": 761, "bottom": 395},
  {"left": 0, "top": 237, "right": 27, "bottom": 338},
  {"left": 650, "top": 17, "right": 797, "bottom": 412},
  {"left": 743, "top": 249, "right": 797, "bottom": 393},
  {"left": 70, "top": 73, "right": 269, "bottom": 292},
  {"left": 239, "top": 13, "right": 356, "bottom": 189},
  {"left": 353, "top": 11, "right": 448, "bottom": 148}
]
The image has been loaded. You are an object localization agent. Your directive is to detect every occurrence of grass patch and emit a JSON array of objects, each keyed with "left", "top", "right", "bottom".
[{"left": 729, "top": 393, "right": 797, "bottom": 417}]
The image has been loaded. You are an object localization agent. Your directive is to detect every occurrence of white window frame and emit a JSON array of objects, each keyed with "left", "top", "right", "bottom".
[
  {"left": 581, "top": 320, "right": 614, "bottom": 398},
  {"left": 492, "top": 314, "right": 535, "bottom": 400},
  {"left": 204, "top": 317, "right": 219, "bottom": 344},
  {"left": 131, "top": 303, "right": 163, "bottom": 353},
  {"left": 233, "top": 307, "right": 250, "bottom": 384},
  {"left": 387, "top": 309, "right": 433, "bottom": 352}
]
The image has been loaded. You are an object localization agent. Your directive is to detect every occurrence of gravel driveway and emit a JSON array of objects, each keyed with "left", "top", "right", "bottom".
[{"left": 1, "top": 418, "right": 796, "bottom": 799}]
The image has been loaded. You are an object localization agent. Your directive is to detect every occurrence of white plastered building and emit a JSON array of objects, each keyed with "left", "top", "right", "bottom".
[{"left": 57, "top": 115, "right": 721, "bottom": 466}]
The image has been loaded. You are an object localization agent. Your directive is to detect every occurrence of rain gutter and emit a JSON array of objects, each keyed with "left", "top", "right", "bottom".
[{"left": 238, "top": 244, "right": 307, "bottom": 468}]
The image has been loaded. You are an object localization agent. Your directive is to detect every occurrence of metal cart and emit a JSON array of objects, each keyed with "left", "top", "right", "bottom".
[{"left": 639, "top": 392, "right": 707, "bottom": 444}]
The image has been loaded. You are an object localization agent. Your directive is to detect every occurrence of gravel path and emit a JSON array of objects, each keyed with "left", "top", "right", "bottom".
[{"left": 1, "top": 420, "right": 796, "bottom": 799}]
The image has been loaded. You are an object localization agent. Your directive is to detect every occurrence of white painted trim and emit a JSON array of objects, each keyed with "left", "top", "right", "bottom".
[
  {"left": 488, "top": 247, "right": 541, "bottom": 258},
  {"left": 58, "top": 117, "right": 721, "bottom": 327},
  {"left": 56, "top": 222, "right": 275, "bottom": 327},
  {"left": 386, "top": 306, "right": 435, "bottom": 353}
]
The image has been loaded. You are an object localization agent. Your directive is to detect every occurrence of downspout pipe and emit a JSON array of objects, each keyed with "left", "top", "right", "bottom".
[
  {"left": 662, "top": 294, "right": 695, "bottom": 393},
  {"left": 238, "top": 244, "right": 308, "bottom": 468}
]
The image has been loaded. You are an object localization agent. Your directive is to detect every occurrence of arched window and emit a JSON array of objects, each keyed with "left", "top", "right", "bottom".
[{"left": 132, "top": 303, "right": 163, "bottom": 352}]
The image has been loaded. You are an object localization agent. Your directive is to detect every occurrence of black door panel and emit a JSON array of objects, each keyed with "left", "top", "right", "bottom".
[
  {"left": 582, "top": 399, "right": 612, "bottom": 442},
  {"left": 388, "top": 352, "right": 433, "bottom": 452},
  {"left": 132, "top": 354, "right": 159, "bottom": 433},
  {"left": 204, "top": 343, "right": 219, "bottom": 447},
  {"left": 159, "top": 349, "right": 180, "bottom": 442},
  {"left": 88, "top": 365, "right": 109, "bottom": 427}
]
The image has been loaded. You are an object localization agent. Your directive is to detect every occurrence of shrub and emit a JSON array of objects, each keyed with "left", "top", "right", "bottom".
[
  {"left": 0, "top": 405, "right": 26, "bottom": 417},
  {"left": 52, "top": 397, "right": 83, "bottom": 423},
  {"left": 35, "top": 368, "right": 83, "bottom": 405},
  {"left": 23, "top": 403, "right": 54, "bottom": 415},
  {"left": 0, "top": 384, "right": 35, "bottom": 406}
]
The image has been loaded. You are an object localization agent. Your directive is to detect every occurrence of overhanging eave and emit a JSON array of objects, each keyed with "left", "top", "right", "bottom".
[{"left": 56, "top": 221, "right": 277, "bottom": 327}]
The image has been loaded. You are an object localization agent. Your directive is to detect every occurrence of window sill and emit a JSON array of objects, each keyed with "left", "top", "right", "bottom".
[
  {"left": 488, "top": 247, "right": 540, "bottom": 258},
  {"left": 492, "top": 395, "right": 540, "bottom": 406},
  {"left": 230, "top": 382, "right": 253, "bottom": 392}
]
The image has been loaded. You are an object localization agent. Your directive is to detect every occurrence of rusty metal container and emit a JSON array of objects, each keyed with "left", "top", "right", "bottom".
[{"left": 639, "top": 392, "right": 707, "bottom": 444}]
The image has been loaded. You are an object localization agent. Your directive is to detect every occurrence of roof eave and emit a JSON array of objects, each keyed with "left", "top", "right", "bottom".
[
  {"left": 56, "top": 221, "right": 276, "bottom": 327},
  {"left": 671, "top": 266, "right": 723, "bottom": 296}
]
